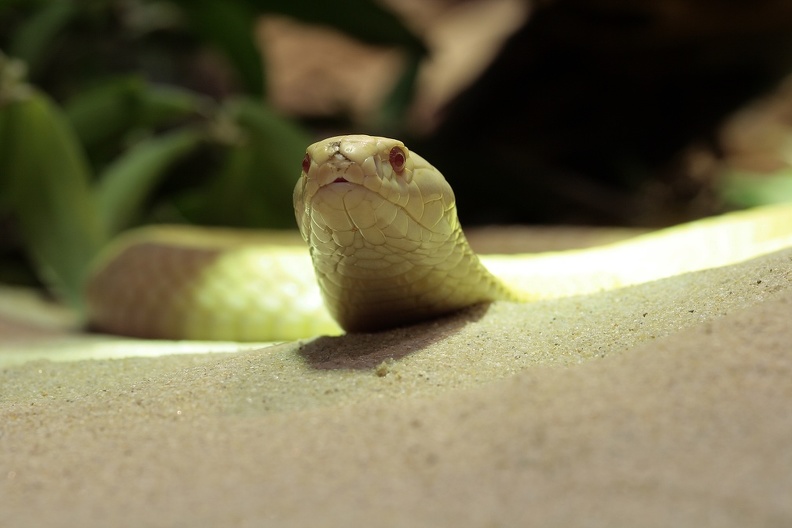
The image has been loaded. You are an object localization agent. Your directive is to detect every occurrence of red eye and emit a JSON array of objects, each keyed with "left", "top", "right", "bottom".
[
  {"left": 301, "top": 153, "right": 311, "bottom": 174},
  {"left": 389, "top": 146, "right": 406, "bottom": 174}
]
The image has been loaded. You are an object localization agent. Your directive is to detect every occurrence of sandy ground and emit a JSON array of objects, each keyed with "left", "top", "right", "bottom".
[{"left": 1, "top": 245, "right": 791, "bottom": 527}]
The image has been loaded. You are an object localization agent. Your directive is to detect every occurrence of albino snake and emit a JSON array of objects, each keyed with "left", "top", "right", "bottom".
[{"left": 86, "top": 134, "right": 792, "bottom": 341}]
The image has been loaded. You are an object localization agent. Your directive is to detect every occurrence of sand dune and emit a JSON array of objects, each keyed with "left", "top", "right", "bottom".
[{"left": 1, "top": 248, "right": 791, "bottom": 527}]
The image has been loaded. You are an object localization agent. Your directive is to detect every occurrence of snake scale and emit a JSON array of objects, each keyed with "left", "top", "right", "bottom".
[{"left": 85, "top": 135, "right": 792, "bottom": 341}]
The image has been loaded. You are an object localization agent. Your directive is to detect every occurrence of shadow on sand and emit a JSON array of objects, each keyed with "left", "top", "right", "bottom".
[{"left": 296, "top": 304, "right": 491, "bottom": 371}]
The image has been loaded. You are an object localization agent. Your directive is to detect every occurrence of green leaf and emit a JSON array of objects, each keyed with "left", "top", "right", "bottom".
[
  {"left": 375, "top": 51, "right": 422, "bottom": 131},
  {"left": 720, "top": 169, "right": 792, "bottom": 208},
  {"left": 0, "top": 89, "right": 106, "bottom": 308},
  {"left": 0, "top": 0, "right": 51, "bottom": 11},
  {"left": 96, "top": 128, "right": 204, "bottom": 235},
  {"left": 200, "top": 138, "right": 271, "bottom": 226},
  {"left": 0, "top": 88, "right": 14, "bottom": 210},
  {"left": 245, "top": 0, "right": 427, "bottom": 55},
  {"left": 197, "top": 97, "right": 309, "bottom": 228},
  {"left": 8, "top": 0, "right": 76, "bottom": 79},
  {"left": 230, "top": 97, "right": 310, "bottom": 223},
  {"left": 171, "top": 0, "right": 265, "bottom": 95},
  {"left": 64, "top": 76, "right": 211, "bottom": 154},
  {"left": 63, "top": 76, "right": 146, "bottom": 151},
  {"left": 137, "top": 83, "right": 214, "bottom": 127},
  {"left": 228, "top": 97, "right": 309, "bottom": 177}
]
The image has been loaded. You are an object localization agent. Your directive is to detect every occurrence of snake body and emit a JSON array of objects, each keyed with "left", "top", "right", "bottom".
[{"left": 86, "top": 135, "right": 792, "bottom": 341}]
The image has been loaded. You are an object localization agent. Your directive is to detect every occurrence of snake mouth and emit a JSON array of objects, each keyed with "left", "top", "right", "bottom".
[{"left": 332, "top": 177, "right": 348, "bottom": 183}]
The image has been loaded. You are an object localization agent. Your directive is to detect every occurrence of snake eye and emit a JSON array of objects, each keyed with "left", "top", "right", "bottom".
[
  {"left": 389, "top": 146, "right": 407, "bottom": 174},
  {"left": 301, "top": 153, "right": 311, "bottom": 174}
]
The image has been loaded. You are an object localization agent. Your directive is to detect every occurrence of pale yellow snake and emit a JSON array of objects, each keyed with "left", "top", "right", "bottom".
[{"left": 85, "top": 134, "right": 792, "bottom": 341}]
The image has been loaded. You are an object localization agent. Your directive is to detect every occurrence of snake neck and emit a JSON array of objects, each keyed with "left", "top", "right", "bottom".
[{"left": 304, "top": 203, "right": 515, "bottom": 332}]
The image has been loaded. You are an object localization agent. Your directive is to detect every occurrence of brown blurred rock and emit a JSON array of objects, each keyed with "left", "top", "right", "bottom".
[{"left": 257, "top": 0, "right": 527, "bottom": 127}]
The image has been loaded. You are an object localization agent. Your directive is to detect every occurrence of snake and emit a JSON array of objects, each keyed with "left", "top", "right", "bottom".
[{"left": 84, "top": 134, "right": 792, "bottom": 342}]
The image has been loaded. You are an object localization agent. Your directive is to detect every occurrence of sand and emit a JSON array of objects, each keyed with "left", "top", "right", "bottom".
[{"left": 1, "top": 246, "right": 791, "bottom": 527}]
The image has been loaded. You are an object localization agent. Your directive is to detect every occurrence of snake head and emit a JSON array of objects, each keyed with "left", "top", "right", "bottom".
[
  {"left": 299, "top": 135, "right": 414, "bottom": 187},
  {"left": 294, "top": 135, "right": 430, "bottom": 244},
  {"left": 293, "top": 135, "right": 506, "bottom": 332},
  {"left": 294, "top": 135, "right": 457, "bottom": 243}
]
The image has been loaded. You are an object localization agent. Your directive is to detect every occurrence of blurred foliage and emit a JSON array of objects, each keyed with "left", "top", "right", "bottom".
[
  {"left": 720, "top": 168, "right": 792, "bottom": 208},
  {"left": 0, "top": 0, "right": 425, "bottom": 309}
]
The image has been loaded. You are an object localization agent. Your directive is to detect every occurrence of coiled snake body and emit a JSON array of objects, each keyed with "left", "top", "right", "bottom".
[{"left": 86, "top": 135, "right": 792, "bottom": 341}]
